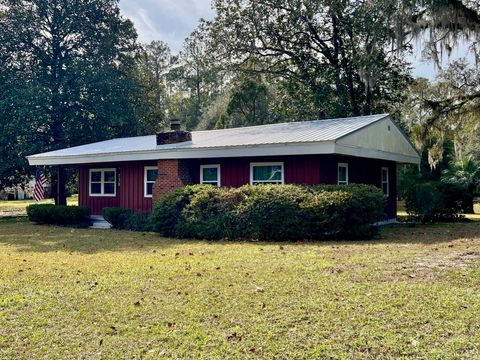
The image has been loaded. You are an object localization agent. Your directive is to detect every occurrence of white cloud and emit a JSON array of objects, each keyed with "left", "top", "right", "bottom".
[{"left": 119, "top": 0, "right": 214, "bottom": 52}]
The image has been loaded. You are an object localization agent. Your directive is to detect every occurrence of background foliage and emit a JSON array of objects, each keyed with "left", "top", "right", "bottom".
[{"left": 0, "top": 0, "right": 479, "bottom": 205}]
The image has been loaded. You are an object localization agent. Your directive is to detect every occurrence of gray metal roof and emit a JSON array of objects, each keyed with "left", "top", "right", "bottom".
[
  {"left": 29, "top": 114, "right": 388, "bottom": 158},
  {"left": 27, "top": 113, "right": 420, "bottom": 165}
]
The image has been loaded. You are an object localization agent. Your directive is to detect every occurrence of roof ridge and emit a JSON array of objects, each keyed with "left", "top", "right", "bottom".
[{"left": 191, "top": 113, "right": 389, "bottom": 134}]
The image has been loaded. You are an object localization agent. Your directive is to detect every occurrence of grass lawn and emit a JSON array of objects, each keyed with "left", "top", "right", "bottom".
[
  {"left": 0, "top": 196, "right": 78, "bottom": 217},
  {"left": 1, "top": 219, "right": 480, "bottom": 358}
]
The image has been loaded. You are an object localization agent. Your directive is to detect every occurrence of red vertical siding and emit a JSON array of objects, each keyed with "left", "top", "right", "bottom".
[
  {"left": 192, "top": 155, "right": 397, "bottom": 219},
  {"left": 119, "top": 161, "right": 155, "bottom": 213},
  {"left": 79, "top": 161, "right": 156, "bottom": 215},
  {"left": 79, "top": 155, "right": 397, "bottom": 219},
  {"left": 78, "top": 166, "right": 120, "bottom": 215}
]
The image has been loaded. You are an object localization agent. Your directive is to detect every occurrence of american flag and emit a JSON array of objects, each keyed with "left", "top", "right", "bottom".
[{"left": 34, "top": 170, "right": 47, "bottom": 201}]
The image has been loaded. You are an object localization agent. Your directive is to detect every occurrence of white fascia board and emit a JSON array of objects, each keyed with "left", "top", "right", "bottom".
[
  {"left": 27, "top": 142, "right": 337, "bottom": 166},
  {"left": 334, "top": 144, "right": 420, "bottom": 164}
]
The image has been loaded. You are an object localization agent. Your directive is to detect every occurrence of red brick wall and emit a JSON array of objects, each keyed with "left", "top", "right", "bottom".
[{"left": 152, "top": 159, "right": 193, "bottom": 201}]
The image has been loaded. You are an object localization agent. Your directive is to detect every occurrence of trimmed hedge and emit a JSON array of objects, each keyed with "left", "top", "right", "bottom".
[
  {"left": 103, "top": 207, "right": 132, "bottom": 229},
  {"left": 26, "top": 204, "right": 90, "bottom": 226},
  {"left": 151, "top": 184, "right": 385, "bottom": 241},
  {"left": 102, "top": 207, "right": 153, "bottom": 231}
]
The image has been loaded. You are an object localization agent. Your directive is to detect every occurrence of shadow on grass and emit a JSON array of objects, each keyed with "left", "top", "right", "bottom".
[
  {"left": 0, "top": 217, "right": 479, "bottom": 254},
  {"left": 0, "top": 217, "right": 187, "bottom": 254}
]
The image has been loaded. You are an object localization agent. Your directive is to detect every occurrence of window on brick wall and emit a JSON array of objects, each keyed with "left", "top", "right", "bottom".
[
  {"left": 144, "top": 166, "right": 158, "bottom": 197},
  {"left": 89, "top": 169, "right": 116, "bottom": 196},
  {"left": 200, "top": 164, "right": 220, "bottom": 186}
]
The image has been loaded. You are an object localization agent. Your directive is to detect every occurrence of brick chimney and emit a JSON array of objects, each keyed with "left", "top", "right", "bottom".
[{"left": 156, "top": 119, "right": 192, "bottom": 145}]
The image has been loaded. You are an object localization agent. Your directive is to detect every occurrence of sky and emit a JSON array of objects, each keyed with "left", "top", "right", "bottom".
[
  {"left": 119, "top": 0, "right": 215, "bottom": 53},
  {"left": 118, "top": 0, "right": 474, "bottom": 81}
]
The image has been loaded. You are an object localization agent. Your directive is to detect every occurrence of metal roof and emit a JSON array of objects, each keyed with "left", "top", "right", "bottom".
[
  {"left": 29, "top": 114, "right": 387, "bottom": 156},
  {"left": 27, "top": 114, "right": 420, "bottom": 165}
]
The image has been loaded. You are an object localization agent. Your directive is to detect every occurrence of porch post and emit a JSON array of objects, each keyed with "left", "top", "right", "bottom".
[{"left": 55, "top": 166, "right": 67, "bottom": 206}]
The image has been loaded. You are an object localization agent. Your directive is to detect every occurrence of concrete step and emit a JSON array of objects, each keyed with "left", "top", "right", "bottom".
[{"left": 89, "top": 216, "right": 112, "bottom": 229}]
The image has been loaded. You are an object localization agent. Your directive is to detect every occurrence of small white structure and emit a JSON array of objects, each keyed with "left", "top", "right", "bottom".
[{"left": 0, "top": 179, "right": 36, "bottom": 200}]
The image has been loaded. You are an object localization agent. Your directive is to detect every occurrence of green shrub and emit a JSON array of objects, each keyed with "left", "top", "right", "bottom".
[
  {"left": 27, "top": 204, "right": 90, "bottom": 226},
  {"left": 231, "top": 185, "right": 308, "bottom": 241},
  {"left": 102, "top": 207, "right": 132, "bottom": 229},
  {"left": 150, "top": 185, "right": 208, "bottom": 236},
  {"left": 404, "top": 181, "right": 464, "bottom": 223},
  {"left": 127, "top": 212, "right": 154, "bottom": 232},
  {"left": 103, "top": 207, "right": 153, "bottom": 231},
  {"left": 175, "top": 186, "right": 239, "bottom": 240},
  {"left": 152, "top": 184, "right": 385, "bottom": 241}
]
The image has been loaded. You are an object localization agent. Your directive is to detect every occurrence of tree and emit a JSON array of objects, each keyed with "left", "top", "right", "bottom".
[
  {"left": 441, "top": 156, "right": 480, "bottom": 214},
  {"left": 178, "top": 21, "right": 225, "bottom": 129},
  {"left": 219, "top": 78, "right": 270, "bottom": 128},
  {"left": 136, "top": 40, "right": 173, "bottom": 133},
  {"left": 400, "top": 0, "right": 480, "bottom": 122},
  {"left": 0, "top": 0, "right": 141, "bottom": 202},
  {"left": 401, "top": 61, "right": 480, "bottom": 168},
  {"left": 210, "top": 0, "right": 412, "bottom": 118}
]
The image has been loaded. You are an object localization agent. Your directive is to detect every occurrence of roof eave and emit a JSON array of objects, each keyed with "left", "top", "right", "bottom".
[{"left": 27, "top": 140, "right": 420, "bottom": 166}]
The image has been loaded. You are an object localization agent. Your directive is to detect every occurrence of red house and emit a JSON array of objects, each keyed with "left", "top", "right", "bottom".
[{"left": 27, "top": 114, "right": 420, "bottom": 219}]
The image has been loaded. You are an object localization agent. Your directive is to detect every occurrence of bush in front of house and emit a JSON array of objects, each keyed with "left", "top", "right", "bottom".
[
  {"left": 151, "top": 184, "right": 385, "bottom": 241},
  {"left": 150, "top": 185, "right": 210, "bottom": 236},
  {"left": 308, "top": 184, "right": 387, "bottom": 238},
  {"left": 26, "top": 204, "right": 90, "bottom": 226},
  {"left": 102, "top": 207, "right": 132, "bottom": 230},
  {"left": 103, "top": 207, "right": 153, "bottom": 231}
]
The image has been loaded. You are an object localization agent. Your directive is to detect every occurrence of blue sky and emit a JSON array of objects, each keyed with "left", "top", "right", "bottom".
[{"left": 118, "top": 0, "right": 473, "bottom": 80}]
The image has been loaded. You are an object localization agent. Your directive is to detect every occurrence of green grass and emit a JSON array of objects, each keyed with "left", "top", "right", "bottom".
[
  {"left": 0, "top": 196, "right": 78, "bottom": 216},
  {"left": 1, "top": 219, "right": 480, "bottom": 358}
]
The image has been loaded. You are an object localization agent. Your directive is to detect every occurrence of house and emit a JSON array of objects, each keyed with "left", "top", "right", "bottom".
[
  {"left": 27, "top": 114, "right": 420, "bottom": 219},
  {"left": 0, "top": 180, "right": 35, "bottom": 200}
]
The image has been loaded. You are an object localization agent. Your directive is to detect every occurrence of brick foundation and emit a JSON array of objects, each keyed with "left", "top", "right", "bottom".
[{"left": 152, "top": 159, "right": 192, "bottom": 201}]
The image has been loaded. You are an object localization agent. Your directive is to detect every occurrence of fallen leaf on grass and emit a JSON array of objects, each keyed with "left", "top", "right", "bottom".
[{"left": 227, "top": 332, "right": 242, "bottom": 341}]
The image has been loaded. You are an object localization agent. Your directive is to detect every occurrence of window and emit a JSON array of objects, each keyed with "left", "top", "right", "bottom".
[
  {"left": 200, "top": 164, "right": 220, "bottom": 186},
  {"left": 381, "top": 167, "right": 389, "bottom": 196},
  {"left": 144, "top": 166, "right": 158, "bottom": 197},
  {"left": 250, "top": 162, "right": 284, "bottom": 185},
  {"left": 89, "top": 169, "right": 116, "bottom": 196},
  {"left": 337, "top": 163, "right": 348, "bottom": 185}
]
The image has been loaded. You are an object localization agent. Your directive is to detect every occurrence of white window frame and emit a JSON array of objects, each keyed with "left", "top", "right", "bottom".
[
  {"left": 200, "top": 164, "right": 221, "bottom": 186},
  {"left": 381, "top": 166, "right": 389, "bottom": 197},
  {"left": 144, "top": 166, "right": 158, "bottom": 198},
  {"left": 250, "top": 162, "right": 284, "bottom": 185},
  {"left": 89, "top": 168, "right": 116, "bottom": 197},
  {"left": 337, "top": 163, "right": 349, "bottom": 185}
]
